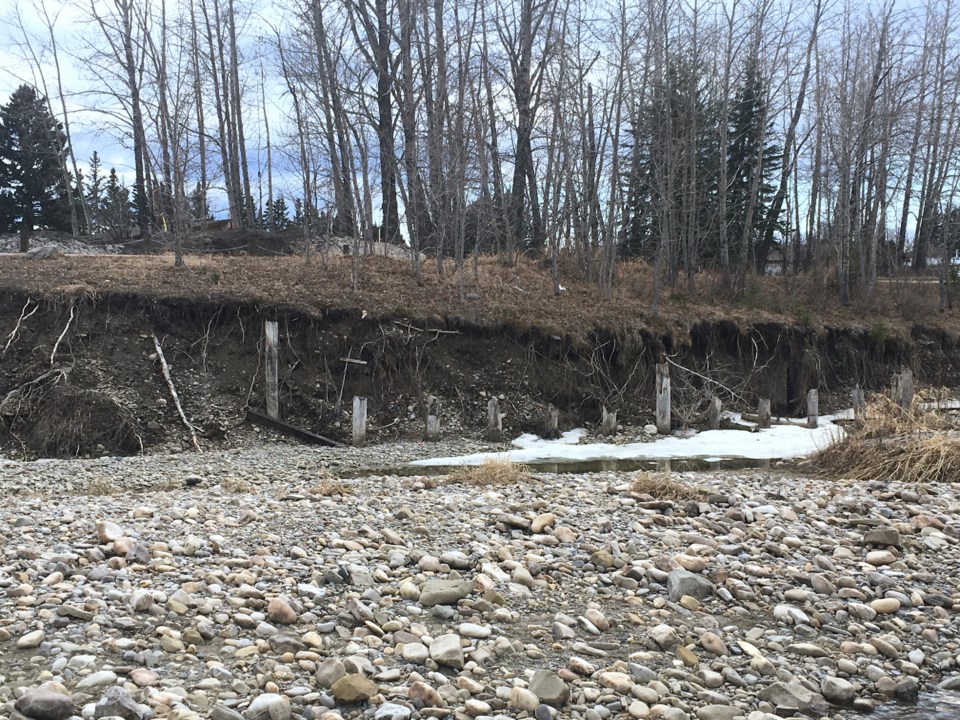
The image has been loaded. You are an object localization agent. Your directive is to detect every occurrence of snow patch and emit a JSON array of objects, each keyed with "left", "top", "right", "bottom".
[{"left": 411, "top": 413, "right": 846, "bottom": 467}]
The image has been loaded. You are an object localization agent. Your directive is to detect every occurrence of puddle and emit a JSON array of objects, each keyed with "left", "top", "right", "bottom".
[
  {"left": 867, "top": 690, "right": 960, "bottom": 719},
  {"left": 344, "top": 456, "right": 778, "bottom": 478}
]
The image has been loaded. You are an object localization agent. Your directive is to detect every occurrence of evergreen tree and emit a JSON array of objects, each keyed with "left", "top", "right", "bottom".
[
  {"left": 621, "top": 53, "right": 722, "bottom": 274},
  {"left": 726, "top": 59, "right": 782, "bottom": 268},
  {"left": 85, "top": 152, "right": 104, "bottom": 233},
  {"left": 271, "top": 196, "right": 290, "bottom": 230},
  {"left": 101, "top": 167, "right": 132, "bottom": 241},
  {"left": 189, "top": 182, "right": 212, "bottom": 222},
  {"left": 0, "top": 84, "right": 71, "bottom": 248}
]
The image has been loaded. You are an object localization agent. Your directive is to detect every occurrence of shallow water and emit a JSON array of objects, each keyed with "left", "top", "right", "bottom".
[
  {"left": 870, "top": 691, "right": 960, "bottom": 719},
  {"left": 355, "top": 456, "right": 778, "bottom": 477}
]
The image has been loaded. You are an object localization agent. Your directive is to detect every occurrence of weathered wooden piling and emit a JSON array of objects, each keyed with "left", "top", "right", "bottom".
[
  {"left": 757, "top": 398, "right": 771, "bottom": 429},
  {"left": 485, "top": 397, "right": 502, "bottom": 441},
  {"left": 656, "top": 362, "right": 671, "bottom": 434},
  {"left": 600, "top": 406, "right": 618, "bottom": 436},
  {"left": 852, "top": 386, "right": 866, "bottom": 417},
  {"left": 707, "top": 396, "right": 722, "bottom": 430},
  {"left": 425, "top": 395, "right": 441, "bottom": 440},
  {"left": 352, "top": 396, "right": 367, "bottom": 447},
  {"left": 806, "top": 388, "right": 819, "bottom": 428},
  {"left": 265, "top": 320, "right": 279, "bottom": 420},
  {"left": 542, "top": 403, "right": 560, "bottom": 439}
]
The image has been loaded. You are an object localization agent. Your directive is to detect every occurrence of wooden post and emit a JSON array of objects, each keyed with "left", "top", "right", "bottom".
[
  {"left": 600, "top": 406, "right": 618, "bottom": 436},
  {"left": 656, "top": 362, "right": 671, "bottom": 435},
  {"left": 352, "top": 396, "right": 367, "bottom": 447},
  {"left": 265, "top": 320, "right": 279, "bottom": 420},
  {"left": 707, "top": 396, "right": 721, "bottom": 430},
  {"left": 899, "top": 367, "right": 914, "bottom": 409},
  {"left": 806, "top": 389, "right": 819, "bottom": 429},
  {"left": 485, "top": 397, "right": 502, "bottom": 441},
  {"left": 542, "top": 403, "right": 560, "bottom": 439},
  {"left": 852, "top": 386, "right": 866, "bottom": 418},
  {"left": 757, "top": 398, "right": 771, "bottom": 429},
  {"left": 425, "top": 395, "right": 441, "bottom": 441}
]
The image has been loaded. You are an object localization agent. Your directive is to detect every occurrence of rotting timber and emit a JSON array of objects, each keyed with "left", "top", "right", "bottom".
[{"left": 0, "top": 288, "right": 958, "bottom": 459}]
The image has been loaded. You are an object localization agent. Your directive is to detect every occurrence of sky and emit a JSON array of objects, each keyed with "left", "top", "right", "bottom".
[{"left": 0, "top": 0, "right": 301, "bottom": 220}]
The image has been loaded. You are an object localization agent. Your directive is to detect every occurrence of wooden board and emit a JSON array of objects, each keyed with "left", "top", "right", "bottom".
[{"left": 246, "top": 408, "right": 345, "bottom": 447}]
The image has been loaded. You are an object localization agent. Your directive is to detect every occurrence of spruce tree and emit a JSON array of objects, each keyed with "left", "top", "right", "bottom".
[
  {"left": 85, "top": 152, "right": 104, "bottom": 234},
  {"left": 726, "top": 59, "right": 782, "bottom": 268},
  {"left": 271, "top": 196, "right": 290, "bottom": 230},
  {"left": 102, "top": 167, "right": 132, "bottom": 241},
  {"left": 0, "top": 84, "right": 71, "bottom": 249}
]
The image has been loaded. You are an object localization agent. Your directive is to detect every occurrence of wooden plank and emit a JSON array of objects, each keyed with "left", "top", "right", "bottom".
[{"left": 246, "top": 408, "right": 345, "bottom": 447}]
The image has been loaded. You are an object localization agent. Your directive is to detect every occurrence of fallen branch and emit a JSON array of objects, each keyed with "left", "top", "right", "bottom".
[
  {"left": 151, "top": 333, "right": 202, "bottom": 452},
  {"left": 50, "top": 303, "right": 76, "bottom": 367},
  {"left": 2, "top": 298, "right": 38, "bottom": 358}
]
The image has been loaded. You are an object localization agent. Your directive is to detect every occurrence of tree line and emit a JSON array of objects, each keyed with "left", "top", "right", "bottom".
[{"left": 3, "top": 0, "right": 960, "bottom": 306}]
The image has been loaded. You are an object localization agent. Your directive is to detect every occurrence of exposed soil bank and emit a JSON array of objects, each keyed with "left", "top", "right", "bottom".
[{"left": 1, "top": 288, "right": 958, "bottom": 458}]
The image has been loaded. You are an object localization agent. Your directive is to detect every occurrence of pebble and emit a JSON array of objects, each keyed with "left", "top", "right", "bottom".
[{"left": 0, "top": 445, "right": 956, "bottom": 720}]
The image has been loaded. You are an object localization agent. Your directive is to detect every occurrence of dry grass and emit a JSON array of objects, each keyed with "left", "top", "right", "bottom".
[
  {"left": 444, "top": 458, "right": 532, "bottom": 487},
  {"left": 0, "top": 252, "right": 956, "bottom": 348},
  {"left": 308, "top": 478, "right": 353, "bottom": 496},
  {"left": 811, "top": 395, "right": 960, "bottom": 483},
  {"left": 631, "top": 470, "right": 706, "bottom": 501},
  {"left": 221, "top": 478, "right": 254, "bottom": 493}
]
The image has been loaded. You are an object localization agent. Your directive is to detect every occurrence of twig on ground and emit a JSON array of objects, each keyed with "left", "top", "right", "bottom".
[{"left": 152, "top": 333, "right": 202, "bottom": 452}]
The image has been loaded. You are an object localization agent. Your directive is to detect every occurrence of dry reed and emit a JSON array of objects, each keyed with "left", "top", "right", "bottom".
[
  {"left": 632, "top": 471, "right": 706, "bottom": 501},
  {"left": 444, "top": 459, "right": 532, "bottom": 487},
  {"left": 811, "top": 395, "right": 960, "bottom": 483}
]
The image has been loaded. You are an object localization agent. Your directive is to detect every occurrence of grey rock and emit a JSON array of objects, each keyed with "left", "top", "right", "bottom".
[
  {"left": 93, "top": 688, "right": 151, "bottom": 720},
  {"left": 418, "top": 579, "right": 472, "bottom": 607},
  {"left": 862, "top": 528, "right": 902, "bottom": 547},
  {"left": 211, "top": 707, "right": 245, "bottom": 720},
  {"left": 529, "top": 670, "right": 570, "bottom": 708},
  {"left": 243, "top": 694, "right": 291, "bottom": 720},
  {"left": 429, "top": 633, "right": 464, "bottom": 668},
  {"left": 667, "top": 569, "right": 714, "bottom": 602},
  {"left": 15, "top": 690, "right": 74, "bottom": 720},
  {"left": 374, "top": 703, "right": 412, "bottom": 720},
  {"left": 821, "top": 677, "right": 856, "bottom": 705}
]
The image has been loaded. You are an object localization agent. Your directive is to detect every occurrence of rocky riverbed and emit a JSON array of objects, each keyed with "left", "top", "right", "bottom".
[{"left": 1, "top": 442, "right": 959, "bottom": 720}]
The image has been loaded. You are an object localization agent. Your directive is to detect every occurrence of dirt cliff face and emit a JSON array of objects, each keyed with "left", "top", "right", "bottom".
[{"left": 1, "top": 288, "right": 957, "bottom": 459}]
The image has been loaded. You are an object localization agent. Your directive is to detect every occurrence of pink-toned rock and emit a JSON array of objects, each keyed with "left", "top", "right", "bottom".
[{"left": 267, "top": 598, "right": 297, "bottom": 625}]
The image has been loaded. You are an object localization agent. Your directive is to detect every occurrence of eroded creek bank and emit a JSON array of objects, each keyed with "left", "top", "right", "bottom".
[{"left": 1, "top": 289, "right": 958, "bottom": 458}]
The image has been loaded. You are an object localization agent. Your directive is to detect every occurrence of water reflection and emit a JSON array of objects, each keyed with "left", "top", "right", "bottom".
[
  {"left": 355, "top": 456, "right": 776, "bottom": 478},
  {"left": 869, "top": 691, "right": 960, "bottom": 719}
]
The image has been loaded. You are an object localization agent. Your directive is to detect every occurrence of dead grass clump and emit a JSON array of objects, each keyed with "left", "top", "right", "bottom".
[
  {"left": 811, "top": 394, "right": 960, "bottom": 483},
  {"left": 813, "top": 434, "right": 960, "bottom": 484},
  {"left": 632, "top": 471, "right": 706, "bottom": 501},
  {"left": 221, "top": 478, "right": 253, "bottom": 493},
  {"left": 309, "top": 478, "right": 352, "bottom": 496},
  {"left": 445, "top": 459, "right": 532, "bottom": 487},
  {"left": 854, "top": 395, "right": 959, "bottom": 440}
]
